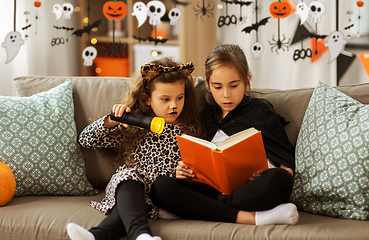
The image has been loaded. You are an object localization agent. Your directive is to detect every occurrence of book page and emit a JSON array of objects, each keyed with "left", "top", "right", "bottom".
[
  {"left": 218, "top": 127, "right": 258, "bottom": 150},
  {"left": 180, "top": 134, "right": 217, "bottom": 149}
]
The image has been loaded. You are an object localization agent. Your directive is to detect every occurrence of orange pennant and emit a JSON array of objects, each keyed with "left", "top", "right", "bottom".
[
  {"left": 311, "top": 38, "right": 328, "bottom": 63},
  {"left": 358, "top": 53, "right": 369, "bottom": 78}
]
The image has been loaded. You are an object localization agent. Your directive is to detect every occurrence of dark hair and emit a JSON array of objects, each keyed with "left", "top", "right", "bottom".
[
  {"left": 108, "top": 57, "right": 202, "bottom": 170},
  {"left": 205, "top": 44, "right": 252, "bottom": 97}
]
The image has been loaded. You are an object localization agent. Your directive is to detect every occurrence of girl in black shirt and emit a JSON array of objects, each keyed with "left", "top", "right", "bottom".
[{"left": 150, "top": 44, "right": 298, "bottom": 225}]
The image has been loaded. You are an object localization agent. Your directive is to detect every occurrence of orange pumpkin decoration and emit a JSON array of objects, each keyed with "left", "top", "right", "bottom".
[
  {"left": 103, "top": 0, "right": 127, "bottom": 20},
  {"left": 357, "top": 1, "right": 364, "bottom": 7},
  {"left": 0, "top": 162, "right": 16, "bottom": 207},
  {"left": 151, "top": 29, "right": 167, "bottom": 39},
  {"left": 34, "top": 1, "right": 42, "bottom": 8},
  {"left": 269, "top": 1, "right": 291, "bottom": 18}
]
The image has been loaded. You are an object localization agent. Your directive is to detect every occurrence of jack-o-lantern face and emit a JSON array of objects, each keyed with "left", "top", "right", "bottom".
[
  {"left": 357, "top": 1, "right": 364, "bottom": 7},
  {"left": 269, "top": 1, "right": 291, "bottom": 18},
  {"left": 103, "top": 0, "right": 127, "bottom": 20},
  {"left": 34, "top": 1, "right": 42, "bottom": 8}
]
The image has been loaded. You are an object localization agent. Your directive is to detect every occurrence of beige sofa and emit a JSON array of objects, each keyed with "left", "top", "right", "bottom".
[{"left": 1, "top": 75, "right": 369, "bottom": 240}]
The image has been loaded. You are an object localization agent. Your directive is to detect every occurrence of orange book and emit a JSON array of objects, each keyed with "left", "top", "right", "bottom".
[{"left": 177, "top": 128, "right": 268, "bottom": 195}]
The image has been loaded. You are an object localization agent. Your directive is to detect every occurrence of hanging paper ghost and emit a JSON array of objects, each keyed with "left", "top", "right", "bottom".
[
  {"left": 295, "top": 2, "right": 309, "bottom": 25},
  {"left": 53, "top": 4, "right": 63, "bottom": 20},
  {"left": 308, "top": 1, "right": 325, "bottom": 23},
  {"left": 324, "top": 31, "right": 346, "bottom": 63},
  {"left": 169, "top": 7, "right": 181, "bottom": 25},
  {"left": 2, "top": 31, "right": 25, "bottom": 64},
  {"left": 147, "top": 1, "right": 166, "bottom": 26},
  {"left": 251, "top": 42, "right": 264, "bottom": 60},
  {"left": 82, "top": 46, "right": 97, "bottom": 66},
  {"left": 62, "top": 3, "right": 74, "bottom": 19},
  {"left": 132, "top": 1, "right": 147, "bottom": 28}
]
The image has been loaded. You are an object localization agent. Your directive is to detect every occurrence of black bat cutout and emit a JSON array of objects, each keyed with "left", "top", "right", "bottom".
[
  {"left": 146, "top": 37, "right": 169, "bottom": 44},
  {"left": 171, "top": 0, "right": 190, "bottom": 6},
  {"left": 345, "top": 24, "right": 355, "bottom": 30},
  {"left": 53, "top": 26, "right": 75, "bottom": 31},
  {"left": 233, "top": 0, "right": 253, "bottom": 7},
  {"left": 133, "top": 35, "right": 147, "bottom": 42},
  {"left": 72, "top": 19, "right": 103, "bottom": 37},
  {"left": 22, "top": 24, "right": 32, "bottom": 30},
  {"left": 242, "top": 17, "right": 270, "bottom": 34}
]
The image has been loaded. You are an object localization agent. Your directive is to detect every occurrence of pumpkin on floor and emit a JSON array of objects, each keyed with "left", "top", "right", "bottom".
[{"left": 0, "top": 162, "right": 16, "bottom": 207}]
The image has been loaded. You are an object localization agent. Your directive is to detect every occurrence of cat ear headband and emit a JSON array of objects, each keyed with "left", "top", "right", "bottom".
[{"left": 141, "top": 62, "right": 195, "bottom": 83}]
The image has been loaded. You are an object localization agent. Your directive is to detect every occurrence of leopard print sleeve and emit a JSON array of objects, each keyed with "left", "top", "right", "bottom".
[{"left": 79, "top": 115, "right": 124, "bottom": 150}]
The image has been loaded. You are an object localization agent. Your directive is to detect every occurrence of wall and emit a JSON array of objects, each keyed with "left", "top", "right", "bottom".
[
  {"left": 215, "top": 0, "right": 369, "bottom": 90},
  {"left": 0, "top": 0, "right": 80, "bottom": 96}
]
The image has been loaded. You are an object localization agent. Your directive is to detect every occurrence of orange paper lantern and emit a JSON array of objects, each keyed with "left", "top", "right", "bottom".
[{"left": 0, "top": 162, "right": 16, "bottom": 207}]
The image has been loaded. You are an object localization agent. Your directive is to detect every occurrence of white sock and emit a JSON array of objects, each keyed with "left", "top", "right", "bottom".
[
  {"left": 136, "top": 233, "right": 162, "bottom": 240},
  {"left": 255, "top": 203, "right": 299, "bottom": 225},
  {"left": 66, "top": 222, "right": 95, "bottom": 240}
]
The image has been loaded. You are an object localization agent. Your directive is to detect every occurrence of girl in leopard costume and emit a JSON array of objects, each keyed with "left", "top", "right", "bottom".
[{"left": 67, "top": 58, "right": 202, "bottom": 240}]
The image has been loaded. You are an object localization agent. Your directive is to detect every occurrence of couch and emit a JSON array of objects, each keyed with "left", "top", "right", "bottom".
[{"left": 1, "top": 75, "right": 368, "bottom": 240}]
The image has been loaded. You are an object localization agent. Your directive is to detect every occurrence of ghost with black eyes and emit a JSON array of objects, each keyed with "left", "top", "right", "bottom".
[
  {"left": 324, "top": 31, "right": 346, "bottom": 63},
  {"left": 146, "top": 0, "right": 166, "bottom": 26}
]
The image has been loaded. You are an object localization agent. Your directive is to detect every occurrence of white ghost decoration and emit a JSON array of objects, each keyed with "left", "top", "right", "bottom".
[
  {"left": 62, "top": 3, "right": 74, "bottom": 19},
  {"left": 169, "top": 7, "right": 181, "bottom": 25},
  {"left": 309, "top": 1, "right": 325, "bottom": 23},
  {"left": 251, "top": 42, "right": 264, "bottom": 60},
  {"left": 324, "top": 31, "right": 346, "bottom": 63},
  {"left": 295, "top": 2, "right": 309, "bottom": 25},
  {"left": 132, "top": 2, "right": 147, "bottom": 28},
  {"left": 53, "top": 4, "right": 63, "bottom": 20},
  {"left": 146, "top": 1, "right": 166, "bottom": 26},
  {"left": 2, "top": 31, "right": 24, "bottom": 64},
  {"left": 82, "top": 46, "right": 97, "bottom": 66}
]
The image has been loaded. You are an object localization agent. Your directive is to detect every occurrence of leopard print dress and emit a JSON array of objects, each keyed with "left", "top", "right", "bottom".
[{"left": 79, "top": 116, "right": 185, "bottom": 218}]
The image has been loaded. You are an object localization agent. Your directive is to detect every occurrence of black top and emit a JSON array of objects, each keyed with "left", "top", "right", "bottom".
[{"left": 201, "top": 96, "right": 295, "bottom": 172}]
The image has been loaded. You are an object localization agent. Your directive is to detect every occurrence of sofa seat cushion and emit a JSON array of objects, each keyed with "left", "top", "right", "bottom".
[{"left": 1, "top": 191, "right": 368, "bottom": 240}]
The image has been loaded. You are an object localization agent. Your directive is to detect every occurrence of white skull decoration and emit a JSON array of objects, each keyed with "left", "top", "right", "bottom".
[
  {"left": 309, "top": 1, "right": 325, "bottom": 23},
  {"left": 62, "top": 3, "right": 74, "bottom": 19},
  {"left": 147, "top": 1, "right": 166, "bottom": 26},
  {"left": 169, "top": 7, "right": 181, "bottom": 25},
  {"left": 251, "top": 42, "right": 264, "bottom": 60},
  {"left": 82, "top": 46, "right": 97, "bottom": 67}
]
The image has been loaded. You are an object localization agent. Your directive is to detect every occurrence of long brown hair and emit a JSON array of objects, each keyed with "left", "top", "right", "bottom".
[
  {"left": 108, "top": 57, "right": 202, "bottom": 169},
  {"left": 205, "top": 44, "right": 252, "bottom": 97}
]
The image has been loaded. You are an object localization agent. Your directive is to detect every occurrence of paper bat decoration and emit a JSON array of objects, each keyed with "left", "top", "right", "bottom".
[
  {"left": 171, "top": 0, "right": 190, "bottom": 6},
  {"left": 133, "top": 35, "right": 147, "bottom": 42},
  {"left": 344, "top": 24, "right": 354, "bottom": 30},
  {"left": 242, "top": 17, "right": 270, "bottom": 34},
  {"left": 22, "top": 24, "right": 32, "bottom": 30},
  {"left": 53, "top": 26, "right": 75, "bottom": 31},
  {"left": 146, "top": 36, "right": 169, "bottom": 44},
  {"left": 234, "top": 0, "right": 253, "bottom": 7},
  {"left": 72, "top": 19, "right": 103, "bottom": 37}
]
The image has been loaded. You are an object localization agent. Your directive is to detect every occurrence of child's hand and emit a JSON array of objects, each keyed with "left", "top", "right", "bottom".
[
  {"left": 176, "top": 161, "right": 195, "bottom": 179},
  {"left": 105, "top": 104, "right": 131, "bottom": 129}
]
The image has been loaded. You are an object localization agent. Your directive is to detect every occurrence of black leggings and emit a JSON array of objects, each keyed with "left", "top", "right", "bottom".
[
  {"left": 150, "top": 168, "right": 293, "bottom": 223},
  {"left": 90, "top": 180, "right": 151, "bottom": 240}
]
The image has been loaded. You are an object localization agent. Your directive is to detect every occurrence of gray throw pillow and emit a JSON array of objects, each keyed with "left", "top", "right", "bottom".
[
  {"left": 291, "top": 82, "right": 369, "bottom": 220},
  {"left": 0, "top": 82, "right": 97, "bottom": 197}
]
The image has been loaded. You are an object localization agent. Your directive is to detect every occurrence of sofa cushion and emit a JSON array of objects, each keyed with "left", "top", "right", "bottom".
[
  {"left": 0, "top": 82, "right": 97, "bottom": 197},
  {"left": 291, "top": 82, "right": 369, "bottom": 220},
  {"left": 13, "top": 76, "right": 132, "bottom": 189}
]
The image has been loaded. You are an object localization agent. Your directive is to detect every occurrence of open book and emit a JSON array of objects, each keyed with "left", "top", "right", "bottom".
[{"left": 177, "top": 128, "right": 268, "bottom": 195}]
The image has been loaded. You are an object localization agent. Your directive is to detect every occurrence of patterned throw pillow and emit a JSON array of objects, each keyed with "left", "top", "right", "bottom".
[
  {"left": 291, "top": 82, "right": 369, "bottom": 220},
  {"left": 0, "top": 82, "right": 97, "bottom": 197}
]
